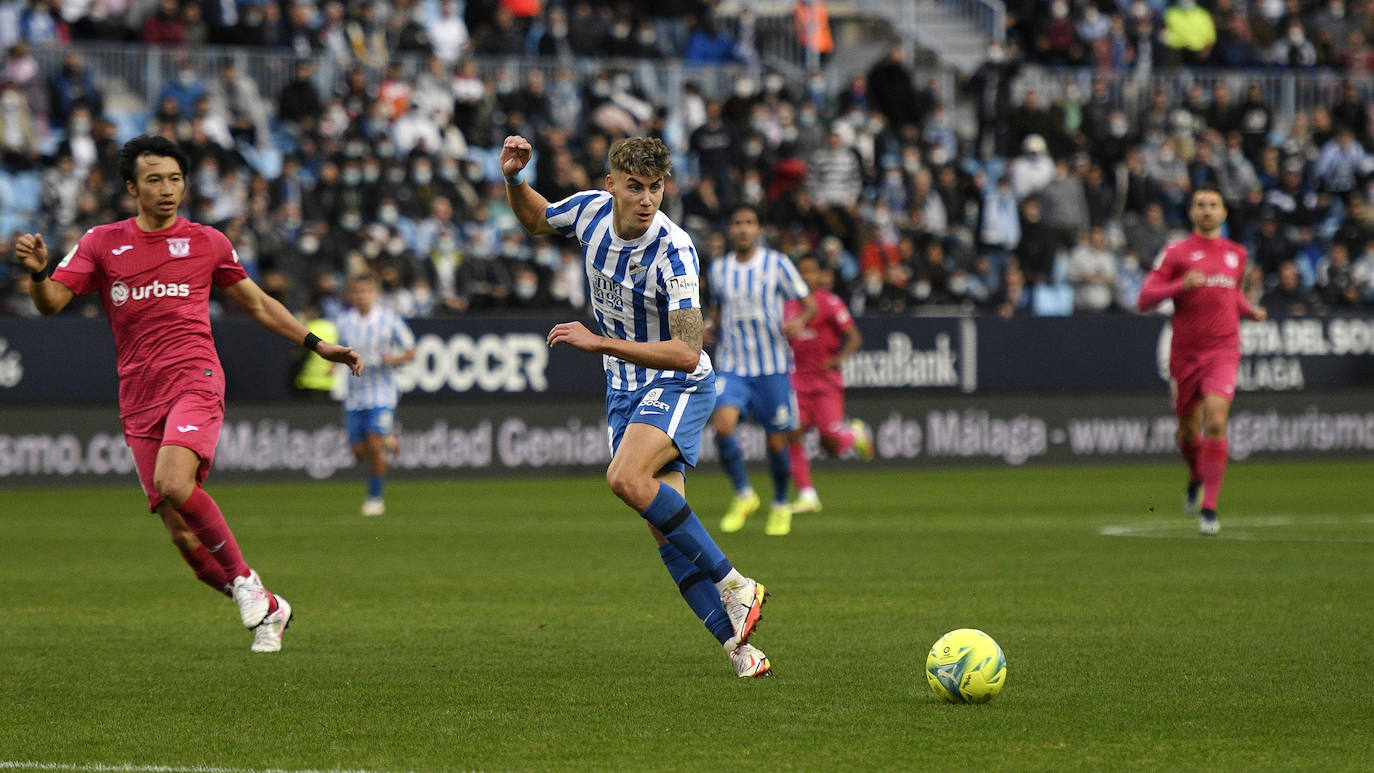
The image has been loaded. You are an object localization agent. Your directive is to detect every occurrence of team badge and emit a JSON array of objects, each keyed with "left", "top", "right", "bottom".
[
  {"left": 1190, "top": 251, "right": 1205, "bottom": 262},
  {"left": 110, "top": 281, "right": 130, "bottom": 306},
  {"left": 1224, "top": 252, "right": 1239, "bottom": 268},
  {"left": 168, "top": 238, "right": 191, "bottom": 257}
]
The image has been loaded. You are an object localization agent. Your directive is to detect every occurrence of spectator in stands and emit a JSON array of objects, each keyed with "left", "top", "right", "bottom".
[
  {"left": 1162, "top": 0, "right": 1216, "bottom": 66},
  {"left": 1065, "top": 226, "right": 1119, "bottom": 312},
  {"left": 1009, "top": 134, "right": 1054, "bottom": 201},
  {"left": 1263, "top": 260, "right": 1321, "bottom": 315},
  {"left": 0, "top": 80, "right": 39, "bottom": 171},
  {"left": 1314, "top": 127, "right": 1369, "bottom": 200},
  {"left": 1318, "top": 242, "right": 1361, "bottom": 306},
  {"left": 1016, "top": 197, "right": 1059, "bottom": 284},
  {"left": 808, "top": 125, "right": 862, "bottom": 209},
  {"left": 431, "top": 0, "right": 472, "bottom": 63},
  {"left": 793, "top": 0, "right": 834, "bottom": 66},
  {"left": 142, "top": 0, "right": 186, "bottom": 45}
]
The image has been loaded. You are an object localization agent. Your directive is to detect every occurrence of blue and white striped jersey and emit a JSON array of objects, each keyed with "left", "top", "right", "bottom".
[
  {"left": 709, "top": 247, "right": 810, "bottom": 376},
  {"left": 334, "top": 306, "right": 416, "bottom": 410},
  {"left": 545, "top": 190, "right": 712, "bottom": 391}
]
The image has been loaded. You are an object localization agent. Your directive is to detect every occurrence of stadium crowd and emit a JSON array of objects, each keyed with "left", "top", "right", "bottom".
[{"left": 2, "top": 0, "right": 1374, "bottom": 321}]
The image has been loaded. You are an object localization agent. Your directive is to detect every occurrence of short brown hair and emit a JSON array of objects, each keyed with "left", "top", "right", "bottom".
[{"left": 608, "top": 137, "right": 672, "bottom": 179}]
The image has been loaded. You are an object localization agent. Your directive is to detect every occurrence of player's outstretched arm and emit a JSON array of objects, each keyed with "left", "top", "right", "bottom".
[
  {"left": 13, "top": 233, "right": 75, "bottom": 315},
  {"left": 547, "top": 308, "right": 702, "bottom": 373},
  {"left": 222, "top": 277, "right": 364, "bottom": 375},
  {"left": 502, "top": 135, "right": 556, "bottom": 236}
]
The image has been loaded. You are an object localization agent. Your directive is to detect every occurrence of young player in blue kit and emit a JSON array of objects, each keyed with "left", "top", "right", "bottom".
[{"left": 501, "top": 134, "right": 772, "bottom": 677}]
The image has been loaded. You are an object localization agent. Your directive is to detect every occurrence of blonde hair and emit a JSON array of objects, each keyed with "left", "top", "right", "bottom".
[{"left": 608, "top": 137, "right": 672, "bottom": 179}]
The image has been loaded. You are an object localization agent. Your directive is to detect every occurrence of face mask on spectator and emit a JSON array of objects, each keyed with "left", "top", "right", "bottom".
[
  {"left": 413, "top": 168, "right": 433, "bottom": 184},
  {"left": 363, "top": 165, "right": 380, "bottom": 183},
  {"left": 363, "top": 241, "right": 382, "bottom": 259},
  {"left": 341, "top": 213, "right": 362, "bottom": 231},
  {"left": 515, "top": 276, "right": 538, "bottom": 301},
  {"left": 300, "top": 235, "right": 320, "bottom": 254},
  {"left": 440, "top": 164, "right": 460, "bottom": 181},
  {"left": 71, "top": 118, "right": 91, "bottom": 134},
  {"left": 387, "top": 168, "right": 406, "bottom": 183},
  {"left": 379, "top": 205, "right": 399, "bottom": 224},
  {"left": 465, "top": 164, "right": 484, "bottom": 183},
  {"left": 178, "top": 69, "right": 197, "bottom": 86},
  {"left": 342, "top": 168, "right": 361, "bottom": 186},
  {"left": 387, "top": 237, "right": 406, "bottom": 255}
]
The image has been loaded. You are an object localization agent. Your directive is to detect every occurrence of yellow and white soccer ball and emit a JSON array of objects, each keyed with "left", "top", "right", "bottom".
[{"left": 925, "top": 628, "right": 1007, "bottom": 704}]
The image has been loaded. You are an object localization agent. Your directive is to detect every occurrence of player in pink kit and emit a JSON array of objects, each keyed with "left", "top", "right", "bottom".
[
  {"left": 784, "top": 255, "right": 874, "bottom": 514},
  {"left": 1137, "top": 185, "right": 1267, "bottom": 535},
  {"left": 14, "top": 135, "right": 362, "bottom": 651}
]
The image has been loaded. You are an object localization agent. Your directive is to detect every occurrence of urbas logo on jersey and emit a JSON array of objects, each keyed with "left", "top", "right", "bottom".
[
  {"left": 1203, "top": 274, "right": 1238, "bottom": 288},
  {"left": 110, "top": 279, "right": 192, "bottom": 306}
]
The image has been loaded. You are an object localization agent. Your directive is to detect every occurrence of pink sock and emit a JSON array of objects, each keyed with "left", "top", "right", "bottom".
[
  {"left": 178, "top": 487, "right": 251, "bottom": 580},
  {"left": 1178, "top": 435, "right": 1202, "bottom": 482},
  {"left": 1198, "top": 438, "right": 1229, "bottom": 511},
  {"left": 789, "top": 442, "right": 813, "bottom": 491},
  {"left": 180, "top": 544, "right": 232, "bottom": 596},
  {"left": 829, "top": 426, "right": 856, "bottom": 456}
]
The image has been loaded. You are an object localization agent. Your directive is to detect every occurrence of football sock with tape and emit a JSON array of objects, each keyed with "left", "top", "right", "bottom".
[
  {"left": 178, "top": 487, "right": 250, "bottom": 579},
  {"left": 1199, "top": 437, "right": 1228, "bottom": 511},
  {"left": 179, "top": 543, "right": 232, "bottom": 596},
  {"left": 715, "top": 433, "right": 750, "bottom": 494},
  {"left": 767, "top": 447, "right": 790, "bottom": 506},
  {"left": 640, "top": 482, "right": 730, "bottom": 578},
  {"left": 789, "top": 441, "right": 813, "bottom": 491},
  {"left": 658, "top": 543, "right": 734, "bottom": 644}
]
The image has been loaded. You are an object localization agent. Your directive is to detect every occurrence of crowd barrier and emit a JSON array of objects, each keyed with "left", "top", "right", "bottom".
[{"left": 3, "top": 313, "right": 1373, "bottom": 403}]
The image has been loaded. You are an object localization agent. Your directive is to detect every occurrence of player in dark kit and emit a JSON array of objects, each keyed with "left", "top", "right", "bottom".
[
  {"left": 1137, "top": 185, "right": 1267, "bottom": 535},
  {"left": 14, "top": 134, "right": 363, "bottom": 651}
]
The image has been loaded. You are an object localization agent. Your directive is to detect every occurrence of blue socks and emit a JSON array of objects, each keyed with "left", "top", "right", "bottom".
[
  {"left": 767, "top": 447, "right": 790, "bottom": 506},
  {"left": 716, "top": 433, "right": 750, "bottom": 493},
  {"left": 658, "top": 543, "right": 734, "bottom": 644},
  {"left": 367, "top": 475, "right": 384, "bottom": 499},
  {"left": 640, "top": 483, "right": 731, "bottom": 580}
]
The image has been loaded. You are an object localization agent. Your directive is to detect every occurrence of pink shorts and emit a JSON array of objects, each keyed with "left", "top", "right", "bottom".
[
  {"left": 123, "top": 391, "right": 224, "bottom": 510},
  {"left": 796, "top": 385, "right": 848, "bottom": 440},
  {"left": 1170, "top": 354, "right": 1240, "bottom": 418}
]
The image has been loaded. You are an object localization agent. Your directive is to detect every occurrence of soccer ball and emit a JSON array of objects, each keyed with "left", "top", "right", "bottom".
[{"left": 925, "top": 628, "right": 1007, "bottom": 704}]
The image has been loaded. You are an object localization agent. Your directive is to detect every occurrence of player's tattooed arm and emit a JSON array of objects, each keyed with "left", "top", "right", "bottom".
[{"left": 668, "top": 307, "right": 704, "bottom": 353}]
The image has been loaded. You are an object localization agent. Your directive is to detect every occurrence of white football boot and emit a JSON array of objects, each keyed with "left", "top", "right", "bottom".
[
  {"left": 250, "top": 594, "right": 292, "bottom": 653},
  {"left": 721, "top": 577, "right": 768, "bottom": 644},
  {"left": 231, "top": 570, "right": 271, "bottom": 628},
  {"left": 727, "top": 642, "right": 772, "bottom": 678},
  {"left": 361, "top": 497, "right": 386, "bottom": 517}
]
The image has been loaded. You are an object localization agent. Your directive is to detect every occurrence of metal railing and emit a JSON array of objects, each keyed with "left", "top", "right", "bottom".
[
  {"left": 31, "top": 43, "right": 762, "bottom": 117},
  {"left": 1018, "top": 66, "right": 1374, "bottom": 130}
]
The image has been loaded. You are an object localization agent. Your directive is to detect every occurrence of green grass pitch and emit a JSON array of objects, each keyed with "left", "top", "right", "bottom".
[{"left": 3, "top": 461, "right": 1373, "bottom": 772}]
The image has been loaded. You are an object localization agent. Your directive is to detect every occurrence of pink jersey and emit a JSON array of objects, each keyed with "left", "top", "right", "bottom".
[
  {"left": 786, "top": 288, "right": 854, "bottom": 390},
  {"left": 50, "top": 217, "right": 248, "bottom": 418},
  {"left": 1138, "top": 233, "right": 1253, "bottom": 363}
]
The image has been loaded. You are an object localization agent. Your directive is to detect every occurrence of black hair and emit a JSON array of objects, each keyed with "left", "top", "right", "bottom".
[
  {"left": 1190, "top": 182, "right": 1225, "bottom": 205},
  {"left": 117, "top": 134, "right": 190, "bottom": 184},
  {"left": 729, "top": 203, "right": 763, "bottom": 223}
]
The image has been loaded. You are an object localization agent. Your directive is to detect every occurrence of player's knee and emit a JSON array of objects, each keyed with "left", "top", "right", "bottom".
[
  {"left": 153, "top": 474, "right": 195, "bottom": 507},
  {"left": 1203, "top": 420, "right": 1228, "bottom": 439},
  {"left": 606, "top": 467, "right": 651, "bottom": 510}
]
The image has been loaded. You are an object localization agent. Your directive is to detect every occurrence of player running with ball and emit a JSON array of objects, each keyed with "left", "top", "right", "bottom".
[
  {"left": 14, "top": 135, "right": 362, "bottom": 651},
  {"left": 1137, "top": 184, "right": 1267, "bottom": 535},
  {"left": 501, "top": 134, "right": 772, "bottom": 677}
]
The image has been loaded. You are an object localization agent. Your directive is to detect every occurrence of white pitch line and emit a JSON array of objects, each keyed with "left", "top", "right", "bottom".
[
  {"left": 1098, "top": 514, "right": 1374, "bottom": 543},
  {"left": 0, "top": 763, "right": 411, "bottom": 773}
]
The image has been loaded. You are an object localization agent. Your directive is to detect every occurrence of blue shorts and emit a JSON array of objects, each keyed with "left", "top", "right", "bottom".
[
  {"left": 714, "top": 371, "right": 799, "bottom": 434},
  {"left": 345, "top": 407, "right": 395, "bottom": 444},
  {"left": 606, "top": 375, "right": 716, "bottom": 475}
]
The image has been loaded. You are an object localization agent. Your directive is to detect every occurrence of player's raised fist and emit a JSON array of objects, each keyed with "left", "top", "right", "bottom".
[
  {"left": 14, "top": 233, "right": 49, "bottom": 273},
  {"left": 501, "top": 135, "right": 533, "bottom": 178}
]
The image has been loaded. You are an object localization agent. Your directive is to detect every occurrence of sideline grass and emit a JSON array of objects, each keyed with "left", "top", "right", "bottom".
[{"left": 2, "top": 461, "right": 1372, "bottom": 772}]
